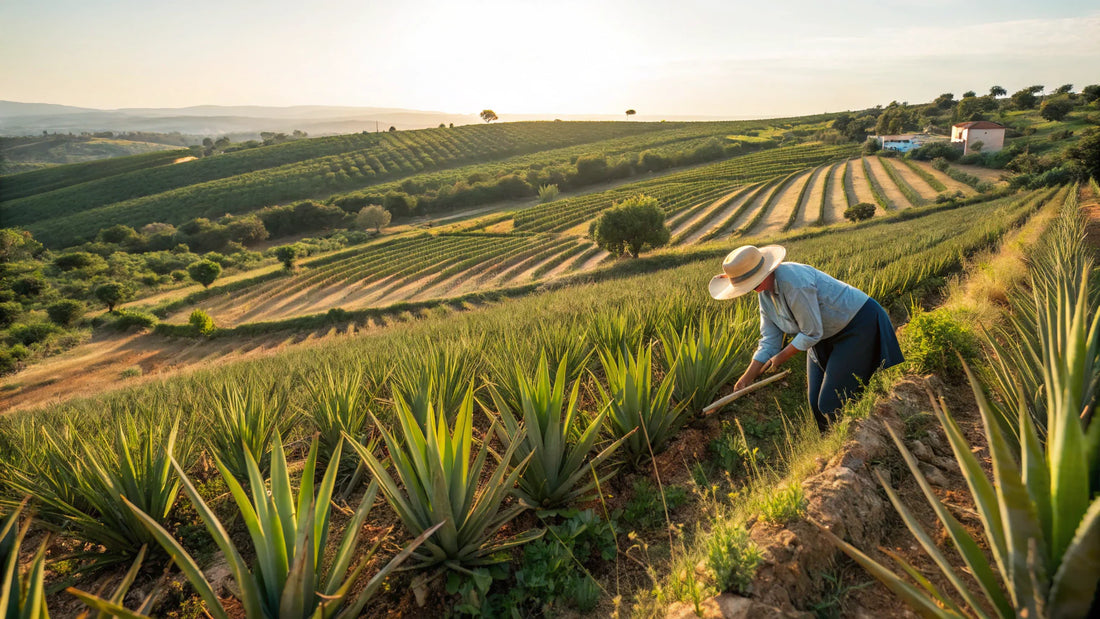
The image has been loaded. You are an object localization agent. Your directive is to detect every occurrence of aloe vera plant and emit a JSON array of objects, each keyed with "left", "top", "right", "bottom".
[
  {"left": 2, "top": 500, "right": 49, "bottom": 619},
  {"left": 83, "top": 435, "right": 438, "bottom": 619},
  {"left": 488, "top": 354, "right": 629, "bottom": 509},
  {"left": 596, "top": 342, "right": 687, "bottom": 463},
  {"left": 305, "top": 366, "right": 373, "bottom": 467},
  {"left": 820, "top": 191, "right": 1100, "bottom": 618},
  {"left": 393, "top": 340, "right": 482, "bottom": 426},
  {"left": 206, "top": 382, "right": 288, "bottom": 482},
  {"left": 0, "top": 418, "right": 191, "bottom": 568},
  {"left": 350, "top": 384, "right": 541, "bottom": 568},
  {"left": 658, "top": 312, "right": 752, "bottom": 416}
]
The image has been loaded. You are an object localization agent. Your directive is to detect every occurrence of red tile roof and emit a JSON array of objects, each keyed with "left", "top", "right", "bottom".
[{"left": 953, "top": 121, "right": 1004, "bottom": 130}]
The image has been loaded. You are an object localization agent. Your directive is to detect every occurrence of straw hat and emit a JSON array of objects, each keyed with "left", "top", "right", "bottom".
[{"left": 708, "top": 245, "right": 786, "bottom": 300}]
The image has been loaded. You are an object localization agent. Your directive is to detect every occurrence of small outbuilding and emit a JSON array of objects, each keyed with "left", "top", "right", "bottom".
[
  {"left": 951, "top": 121, "right": 1005, "bottom": 156},
  {"left": 876, "top": 133, "right": 936, "bottom": 153}
]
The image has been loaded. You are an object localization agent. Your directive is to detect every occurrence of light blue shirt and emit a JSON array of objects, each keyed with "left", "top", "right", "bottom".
[{"left": 752, "top": 262, "right": 869, "bottom": 364}]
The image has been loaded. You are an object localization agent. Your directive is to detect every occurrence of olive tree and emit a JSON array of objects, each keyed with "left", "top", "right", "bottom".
[
  {"left": 480, "top": 109, "right": 498, "bottom": 123},
  {"left": 357, "top": 205, "right": 392, "bottom": 232},
  {"left": 588, "top": 194, "right": 670, "bottom": 258}
]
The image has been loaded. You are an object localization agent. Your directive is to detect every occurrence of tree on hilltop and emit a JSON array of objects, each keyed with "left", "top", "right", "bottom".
[
  {"left": 357, "top": 205, "right": 392, "bottom": 233},
  {"left": 989, "top": 85, "right": 1007, "bottom": 97},
  {"left": 1053, "top": 84, "right": 1074, "bottom": 95},
  {"left": 480, "top": 109, "right": 498, "bottom": 123},
  {"left": 1011, "top": 85, "right": 1044, "bottom": 109},
  {"left": 588, "top": 194, "right": 670, "bottom": 258},
  {"left": 1082, "top": 85, "right": 1100, "bottom": 103},
  {"left": 625, "top": 109, "right": 636, "bottom": 119},
  {"left": 1040, "top": 96, "right": 1075, "bottom": 122}
]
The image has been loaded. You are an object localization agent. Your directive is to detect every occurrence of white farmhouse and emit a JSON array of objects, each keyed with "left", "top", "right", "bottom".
[{"left": 951, "top": 121, "right": 1005, "bottom": 156}]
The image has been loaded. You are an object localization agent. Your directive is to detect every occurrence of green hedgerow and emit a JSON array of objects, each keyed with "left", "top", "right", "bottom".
[{"left": 901, "top": 308, "right": 980, "bottom": 376}]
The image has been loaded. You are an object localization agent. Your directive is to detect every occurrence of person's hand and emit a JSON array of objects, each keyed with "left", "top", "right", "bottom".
[
  {"left": 762, "top": 358, "right": 778, "bottom": 374},
  {"left": 734, "top": 375, "right": 752, "bottom": 391}
]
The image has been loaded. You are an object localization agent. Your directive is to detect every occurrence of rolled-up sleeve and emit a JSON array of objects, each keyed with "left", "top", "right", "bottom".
[
  {"left": 786, "top": 284, "right": 824, "bottom": 351},
  {"left": 753, "top": 303, "right": 784, "bottom": 363}
]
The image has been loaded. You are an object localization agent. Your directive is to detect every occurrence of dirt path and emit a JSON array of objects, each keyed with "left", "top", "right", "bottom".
[
  {"left": 795, "top": 165, "right": 828, "bottom": 228},
  {"left": 906, "top": 160, "right": 974, "bottom": 195},
  {"left": 865, "top": 156, "right": 912, "bottom": 209},
  {"left": 848, "top": 157, "right": 879, "bottom": 208},
  {"left": 749, "top": 169, "right": 812, "bottom": 236},
  {"left": 823, "top": 163, "right": 848, "bottom": 224},
  {"left": 881, "top": 157, "right": 938, "bottom": 201}
]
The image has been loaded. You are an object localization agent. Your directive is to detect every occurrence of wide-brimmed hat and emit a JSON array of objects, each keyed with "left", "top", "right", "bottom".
[{"left": 708, "top": 245, "right": 786, "bottom": 300}]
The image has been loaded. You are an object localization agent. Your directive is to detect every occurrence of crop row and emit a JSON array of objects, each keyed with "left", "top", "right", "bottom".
[
  {"left": 0, "top": 148, "right": 190, "bottom": 201},
  {"left": 876, "top": 157, "right": 927, "bottom": 206},
  {"left": 513, "top": 143, "right": 856, "bottom": 233},
  {"left": 11, "top": 123, "right": 671, "bottom": 246}
]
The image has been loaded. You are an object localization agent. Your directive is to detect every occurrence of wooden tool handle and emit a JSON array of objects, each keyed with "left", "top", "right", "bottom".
[{"left": 702, "top": 369, "right": 791, "bottom": 415}]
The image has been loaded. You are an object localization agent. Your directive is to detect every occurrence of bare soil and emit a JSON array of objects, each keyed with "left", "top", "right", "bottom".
[
  {"left": 906, "top": 161, "right": 974, "bottom": 196},
  {"left": 684, "top": 187, "right": 758, "bottom": 244},
  {"left": 848, "top": 158, "right": 881, "bottom": 210},
  {"left": 750, "top": 170, "right": 813, "bottom": 237},
  {"left": 794, "top": 166, "right": 827, "bottom": 228},
  {"left": 865, "top": 157, "right": 914, "bottom": 208},
  {"left": 881, "top": 158, "right": 938, "bottom": 201},
  {"left": 822, "top": 164, "right": 848, "bottom": 224}
]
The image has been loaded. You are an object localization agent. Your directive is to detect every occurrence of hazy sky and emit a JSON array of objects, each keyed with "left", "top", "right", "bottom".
[{"left": 2, "top": 0, "right": 1099, "bottom": 117}]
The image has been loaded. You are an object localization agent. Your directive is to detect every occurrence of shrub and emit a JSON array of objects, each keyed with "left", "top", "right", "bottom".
[
  {"left": 901, "top": 308, "right": 979, "bottom": 375},
  {"left": 537, "top": 183, "right": 560, "bottom": 203},
  {"left": 704, "top": 520, "right": 762, "bottom": 594},
  {"left": 8, "top": 322, "right": 61, "bottom": 346},
  {"left": 188, "top": 309, "right": 215, "bottom": 335},
  {"left": 844, "top": 202, "right": 876, "bottom": 222},
  {"left": 274, "top": 244, "right": 300, "bottom": 270},
  {"left": 47, "top": 299, "right": 85, "bottom": 327},
  {"left": 0, "top": 301, "right": 22, "bottom": 328},
  {"left": 589, "top": 194, "right": 670, "bottom": 258},
  {"left": 109, "top": 309, "right": 158, "bottom": 331},
  {"left": 356, "top": 204, "right": 391, "bottom": 232},
  {"left": 931, "top": 157, "right": 950, "bottom": 172}
]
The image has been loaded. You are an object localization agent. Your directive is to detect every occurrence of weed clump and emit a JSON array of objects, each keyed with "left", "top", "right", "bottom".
[
  {"left": 901, "top": 308, "right": 979, "bottom": 375},
  {"left": 704, "top": 520, "right": 762, "bottom": 594}
]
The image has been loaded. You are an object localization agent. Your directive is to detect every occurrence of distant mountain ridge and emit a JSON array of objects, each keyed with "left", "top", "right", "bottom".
[{"left": 0, "top": 100, "right": 740, "bottom": 137}]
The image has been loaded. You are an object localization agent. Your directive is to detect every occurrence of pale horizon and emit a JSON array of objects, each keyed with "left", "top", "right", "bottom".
[{"left": 2, "top": 0, "right": 1099, "bottom": 119}]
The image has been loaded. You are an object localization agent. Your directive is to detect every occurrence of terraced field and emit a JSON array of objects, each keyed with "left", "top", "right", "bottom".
[{"left": 158, "top": 144, "right": 1001, "bottom": 329}]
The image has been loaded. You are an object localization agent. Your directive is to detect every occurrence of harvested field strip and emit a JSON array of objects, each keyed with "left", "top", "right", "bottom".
[
  {"left": 908, "top": 160, "right": 974, "bottom": 195},
  {"left": 898, "top": 157, "right": 946, "bottom": 192},
  {"left": 676, "top": 183, "right": 761, "bottom": 245},
  {"left": 822, "top": 162, "right": 850, "bottom": 224},
  {"left": 842, "top": 159, "right": 858, "bottom": 208},
  {"left": 785, "top": 164, "right": 822, "bottom": 231},
  {"left": 865, "top": 156, "right": 913, "bottom": 209},
  {"left": 486, "top": 237, "right": 578, "bottom": 286},
  {"left": 878, "top": 156, "right": 932, "bottom": 204},
  {"left": 816, "top": 161, "right": 841, "bottom": 225},
  {"left": 740, "top": 171, "right": 799, "bottom": 235},
  {"left": 747, "top": 169, "right": 813, "bottom": 237},
  {"left": 859, "top": 156, "right": 892, "bottom": 211},
  {"left": 698, "top": 179, "right": 778, "bottom": 242},
  {"left": 528, "top": 241, "right": 587, "bottom": 280}
]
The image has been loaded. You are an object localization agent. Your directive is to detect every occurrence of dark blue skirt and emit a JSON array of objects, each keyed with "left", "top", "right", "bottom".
[{"left": 807, "top": 298, "right": 903, "bottom": 429}]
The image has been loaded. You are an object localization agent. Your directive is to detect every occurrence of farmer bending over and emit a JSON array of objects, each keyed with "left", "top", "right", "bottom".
[{"left": 709, "top": 245, "right": 903, "bottom": 431}]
